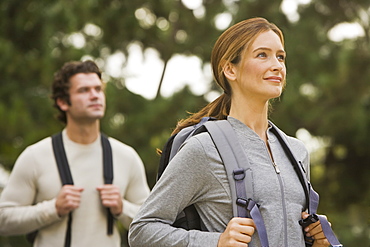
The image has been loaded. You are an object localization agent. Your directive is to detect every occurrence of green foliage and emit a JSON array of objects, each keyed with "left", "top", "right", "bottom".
[
  {"left": 101, "top": 82, "right": 208, "bottom": 187},
  {"left": 0, "top": 0, "right": 369, "bottom": 246}
]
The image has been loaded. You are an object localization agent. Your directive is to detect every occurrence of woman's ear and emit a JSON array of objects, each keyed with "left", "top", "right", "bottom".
[
  {"left": 56, "top": 98, "right": 68, "bottom": 112},
  {"left": 223, "top": 62, "right": 237, "bottom": 81}
]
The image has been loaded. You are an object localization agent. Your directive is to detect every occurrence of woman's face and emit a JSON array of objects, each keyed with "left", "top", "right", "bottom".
[{"left": 227, "top": 30, "right": 286, "bottom": 103}]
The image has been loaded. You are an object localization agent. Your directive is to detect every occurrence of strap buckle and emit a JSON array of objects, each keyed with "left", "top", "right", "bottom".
[
  {"left": 236, "top": 198, "right": 260, "bottom": 210},
  {"left": 236, "top": 197, "right": 250, "bottom": 208},
  {"left": 233, "top": 168, "right": 245, "bottom": 180}
]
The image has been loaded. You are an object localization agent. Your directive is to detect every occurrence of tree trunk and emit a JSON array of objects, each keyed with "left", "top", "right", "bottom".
[{"left": 155, "top": 58, "right": 169, "bottom": 100}]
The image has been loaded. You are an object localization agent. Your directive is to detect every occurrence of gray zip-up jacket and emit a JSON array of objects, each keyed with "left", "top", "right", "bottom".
[{"left": 129, "top": 117, "right": 310, "bottom": 247}]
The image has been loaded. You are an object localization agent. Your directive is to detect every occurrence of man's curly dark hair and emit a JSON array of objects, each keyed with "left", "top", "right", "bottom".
[{"left": 51, "top": 60, "right": 102, "bottom": 124}]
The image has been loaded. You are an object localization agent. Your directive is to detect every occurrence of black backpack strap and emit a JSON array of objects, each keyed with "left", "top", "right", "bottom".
[
  {"left": 172, "top": 204, "right": 204, "bottom": 230},
  {"left": 268, "top": 125, "right": 310, "bottom": 210},
  {"left": 51, "top": 132, "right": 115, "bottom": 246},
  {"left": 157, "top": 135, "right": 175, "bottom": 181},
  {"left": 52, "top": 133, "right": 74, "bottom": 185},
  {"left": 269, "top": 124, "right": 342, "bottom": 247},
  {"left": 52, "top": 132, "right": 73, "bottom": 247},
  {"left": 101, "top": 134, "right": 114, "bottom": 235}
]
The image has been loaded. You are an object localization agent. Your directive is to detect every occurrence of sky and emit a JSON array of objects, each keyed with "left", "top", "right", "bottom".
[
  {"left": 102, "top": 0, "right": 365, "bottom": 101},
  {"left": 105, "top": 44, "right": 214, "bottom": 100}
]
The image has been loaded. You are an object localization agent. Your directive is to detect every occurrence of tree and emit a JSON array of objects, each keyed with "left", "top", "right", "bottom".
[
  {"left": 1, "top": 0, "right": 369, "bottom": 245},
  {"left": 272, "top": 1, "right": 370, "bottom": 244}
]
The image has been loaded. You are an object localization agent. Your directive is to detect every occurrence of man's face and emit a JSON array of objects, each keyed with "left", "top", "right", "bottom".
[{"left": 58, "top": 73, "right": 106, "bottom": 124}]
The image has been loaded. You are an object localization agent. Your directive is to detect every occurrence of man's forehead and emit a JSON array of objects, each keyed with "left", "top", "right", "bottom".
[{"left": 69, "top": 73, "right": 101, "bottom": 87}]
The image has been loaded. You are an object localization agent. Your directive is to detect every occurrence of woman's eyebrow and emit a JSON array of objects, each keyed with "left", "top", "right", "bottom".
[{"left": 252, "top": 47, "right": 286, "bottom": 53}]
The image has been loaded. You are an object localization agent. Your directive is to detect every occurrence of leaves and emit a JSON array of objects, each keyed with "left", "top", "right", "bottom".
[{"left": 0, "top": 0, "right": 369, "bottom": 245}]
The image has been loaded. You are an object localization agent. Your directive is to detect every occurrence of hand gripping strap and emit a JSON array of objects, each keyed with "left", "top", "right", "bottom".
[
  {"left": 317, "top": 215, "right": 342, "bottom": 247},
  {"left": 204, "top": 120, "right": 269, "bottom": 247},
  {"left": 248, "top": 200, "right": 269, "bottom": 247},
  {"left": 305, "top": 188, "right": 342, "bottom": 247}
]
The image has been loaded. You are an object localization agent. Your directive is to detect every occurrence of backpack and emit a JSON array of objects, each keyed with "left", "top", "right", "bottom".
[
  {"left": 27, "top": 132, "right": 114, "bottom": 247},
  {"left": 157, "top": 118, "right": 342, "bottom": 247}
]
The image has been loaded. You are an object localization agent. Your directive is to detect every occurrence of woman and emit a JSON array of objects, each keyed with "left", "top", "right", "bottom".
[{"left": 129, "top": 17, "right": 330, "bottom": 247}]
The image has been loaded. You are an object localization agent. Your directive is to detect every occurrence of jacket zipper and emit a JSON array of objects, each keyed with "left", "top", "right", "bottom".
[
  {"left": 276, "top": 164, "right": 288, "bottom": 247},
  {"left": 272, "top": 161, "right": 280, "bottom": 174},
  {"left": 266, "top": 141, "right": 288, "bottom": 247}
]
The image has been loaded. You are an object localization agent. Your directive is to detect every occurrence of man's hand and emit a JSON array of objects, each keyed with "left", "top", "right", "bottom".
[
  {"left": 55, "top": 185, "right": 84, "bottom": 217},
  {"left": 301, "top": 212, "right": 330, "bottom": 247},
  {"left": 218, "top": 217, "right": 255, "bottom": 247},
  {"left": 96, "top": 184, "right": 123, "bottom": 216}
]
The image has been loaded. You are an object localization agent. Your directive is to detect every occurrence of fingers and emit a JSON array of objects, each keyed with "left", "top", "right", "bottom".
[
  {"left": 301, "top": 211, "right": 309, "bottom": 219},
  {"left": 55, "top": 185, "right": 84, "bottom": 217},
  {"left": 304, "top": 215, "right": 327, "bottom": 239},
  {"left": 312, "top": 238, "right": 330, "bottom": 247},
  {"left": 56, "top": 185, "right": 123, "bottom": 217},
  {"left": 96, "top": 184, "right": 123, "bottom": 215},
  {"left": 302, "top": 213, "right": 331, "bottom": 247},
  {"left": 217, "top": 217, "right": 255, "bottom": 247},
  {"left": 229, "top": 217, "right": 255, "bottom": 237},
  {"left": 306, "top": 223, "right": 325, "bottom": 239}
]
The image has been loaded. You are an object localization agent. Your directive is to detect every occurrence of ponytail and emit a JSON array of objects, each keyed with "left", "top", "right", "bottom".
[{"left": 171, "top": 93, "right": 231, "bottom": 135}]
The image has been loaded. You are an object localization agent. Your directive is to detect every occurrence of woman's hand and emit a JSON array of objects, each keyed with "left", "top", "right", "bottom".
[
  {"left": 218, "top": 217, "right": 255, "bottom": 247},
  {"left": 301, "top": 212, "right": 330, "bottom": 247}
]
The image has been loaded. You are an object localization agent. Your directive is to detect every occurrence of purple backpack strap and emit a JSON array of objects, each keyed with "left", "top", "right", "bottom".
[
  {"left": 309, "top": 184, "right": 342, "bottom": 247},
  {"left": 204, "top": 120, "right": 270, "bottom": 247}
]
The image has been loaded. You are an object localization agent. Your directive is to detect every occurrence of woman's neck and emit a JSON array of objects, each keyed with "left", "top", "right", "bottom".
[{"left": 229, "top": 100, "right": 269, "bottom": 142}]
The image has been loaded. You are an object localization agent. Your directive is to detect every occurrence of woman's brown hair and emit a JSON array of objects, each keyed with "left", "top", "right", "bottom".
[{"left": 172, "top": 17, "right": 284, "bottom": 135}]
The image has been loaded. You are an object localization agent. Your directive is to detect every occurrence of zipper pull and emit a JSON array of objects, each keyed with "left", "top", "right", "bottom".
[{"left": 273, "top": 162, "right": 281, "bottom": 174}]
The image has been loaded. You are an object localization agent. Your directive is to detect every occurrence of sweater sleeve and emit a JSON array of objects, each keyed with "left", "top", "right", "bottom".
[
  {"left": 129, "top": 136, "right": 221, "bottom": 247},
  {"left": 110, "top": 140, "right": 151, "bottom": 229},
  {"left": 0, "top": 146, "right": 61, "bottom": 235}
]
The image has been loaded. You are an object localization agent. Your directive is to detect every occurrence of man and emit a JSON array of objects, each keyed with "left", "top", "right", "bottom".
[{"left": 0, "top": 60, "right": 150, "bottom": 246}]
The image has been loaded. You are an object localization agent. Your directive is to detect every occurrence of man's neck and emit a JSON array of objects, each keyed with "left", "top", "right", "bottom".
[{"left": 65, "top": 121, "right": 100, "bottom": 144}]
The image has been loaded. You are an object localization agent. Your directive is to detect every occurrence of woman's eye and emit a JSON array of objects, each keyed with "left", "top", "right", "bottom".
[
  {"left": 257, "top": 52, "right": 267, "bottom": 58},
  {"left": 277, "top": 54, "right": 285, "bottom": 61}
]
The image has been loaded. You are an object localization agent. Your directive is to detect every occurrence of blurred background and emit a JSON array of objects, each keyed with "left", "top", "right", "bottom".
[{"left": 0, "top": 0, "right": 369, "bottom": 246}]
